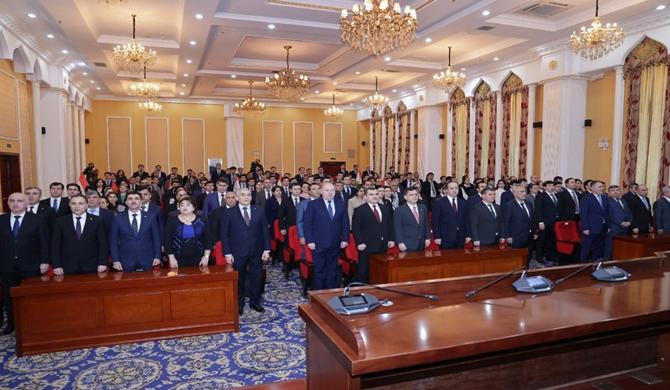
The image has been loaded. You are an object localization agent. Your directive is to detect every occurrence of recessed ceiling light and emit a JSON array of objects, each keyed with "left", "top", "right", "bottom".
[
  {"left": 268, "top": 24, "right": 276, "bottom": 30},
  {"left": 61, "top": 49, "right": 69, "bottom": 54},
  {"left": 658, "top": 4, "right": 667, "bottom": 10},
  {"left": 186, "top": 59, "right": 192, "bottom": 64},
  {"left": 179, "top": 92, "right": 185, "bottom": 96},
  {"left": 384, "top": 56, "right": 391, "bottom": 62},
  {"left": 189, "top": 40, "right": 196, "bottom": 46},
  {"left": 96, "top": 87, "right": 101, "bottom": 90},
  {"left": 46, "top": 33, "right": 55, "bottom": 39},
  {"left": 77, "top": 61, "right": 86, "bottom": 66},
  {"left": 181, "top": 83, "right": 186, "bottom": 87},
  {"left": 461, "top": 67, "right": 467, "bottom": 71},
  {"left": 315, "top": 90, "right": 320, "bottom": 94},
  {"left": 195, "top": 13, "right": 204, "bottom": 19},
  {"left": 231, "top": 74, "right": 236, "bottom": 78},
  {"left": 333, "top": 81, "right": 338, "bottom": 85},
  {"left": 425, "top": 37, "right": 432, "bottom": 43},
  {"left": 392, "top": 89, "right": 397, "bottom": 92},
  {"left": 83, "top": 72, "right": 88, "bottom": 76},
  {"left": 27, "top": 13, "right": 36, "bottom": 18},
  {"left": 183, "top": 73, "right": 189, "bottom": 77},
  {"left": 482, "top": 10, "right": 491, "bottom": 16},
  {"left": 493, "top": 57, "right": 499, "bottom": 61},
  {"left": 89, "top": 80, "right": 95, "bottom": 84},
  {"left": 300, "top": 97, "right": 304, "bottom": 101},
  {"left": 355, "top": 71, "right": 360, "bottom": 75}
]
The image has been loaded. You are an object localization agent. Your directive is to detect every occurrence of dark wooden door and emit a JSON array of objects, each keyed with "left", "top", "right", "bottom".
[
  {"left": 319, "top": 161, "right": 345, "bottom": 178},
  {"left": 0, "top": 154, "right": 21, "bottom": 211}
]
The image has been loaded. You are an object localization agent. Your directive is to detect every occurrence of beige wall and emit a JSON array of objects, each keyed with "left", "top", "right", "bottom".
[
  {"left": 534, "top": 84, "right": 543, "bottom": 179},
  {"left": 584, "top": 70, "right": 615, "bottom": 183}
]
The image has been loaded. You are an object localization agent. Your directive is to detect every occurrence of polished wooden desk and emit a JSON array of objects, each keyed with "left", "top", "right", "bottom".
[
  {"left": 613, "top": 232, "right": 670, "bottom": 260},
  {"left": 12, "top": 266, "right": 238, "bottom": 356},
  {"left": 369, "top": 246, "right": 527, "bottom": 284},
  {"left": 299, "top": 257, "right": 670, "bottom": 389}
]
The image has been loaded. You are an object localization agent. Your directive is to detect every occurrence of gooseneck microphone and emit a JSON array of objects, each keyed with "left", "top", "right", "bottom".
[
  {"left": 465, "top": 266, "right": 525, "bottom": 298},
  {"left": 345, "top": 282, "right": 439, "bottom": 301},
  {"left": 554, "top": 260, "right": 602, "bottom": 285}
]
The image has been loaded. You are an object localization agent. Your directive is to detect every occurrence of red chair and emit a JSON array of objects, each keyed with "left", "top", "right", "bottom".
[
  {"left": 339, "top": 233, "right": 358, "bottom": 279},
  {"left": 213, "top": 241, "right": 226, "bottom": 266},
  {"left": 386, "top": 245, "right": 400, "bottom": 255},
  {"left": 287, "top": 226, "right": 303, "bottom": 260},
  {"left": 554, "top": 220, "right": 581, "bottom": 255},
  {"left": 300, "top": 245, "right": 314, "bottom": 297}
]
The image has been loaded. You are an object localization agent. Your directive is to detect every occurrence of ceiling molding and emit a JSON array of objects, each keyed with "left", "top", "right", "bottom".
[
  {"left": 387, "top": 59, "right": 443, "bottom": 70},
  {"left": 230, "top": 57, "right": 319, "bottom": 71},
  {"left": 97, "top": 34, "right": 180, "bottom": 49},
  {"left": 214, "top": 12, "right": 339, "bottom": 30},
  {"left": 418, "top": 0, "right": 497, "bottom": 37},
  {"left": 117, "top": 71, "right": 177, "bottom": 80},
  {"left": 486, "top": 14, "right": 558, "bottom": 32}
]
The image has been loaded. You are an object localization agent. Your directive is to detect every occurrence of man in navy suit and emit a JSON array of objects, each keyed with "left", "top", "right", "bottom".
[
  {"left": 502, "top": 185, "right": 535, "bottom": 249},
  {"left": 221, "top": 188, "right": 271, "bottom": 314},
  {"left": 297, "top": 183, "right": 321, "bottom": 246},
  {"left": 604, "top": 185, "right": 632, "bottom": 259},
  {"left": 109, "top": 192, "right": 162, "bottom": 272},
  {"left": 38, "top": 182, "right": 71, "bottom": 217},
  {"left": 138, "top": 185, "right": 165, "bottom": 237},
  {"left": 432, "top": 182, "right": 470, "bottom": 248},
  {"left": 394, "top": 188, "right": 431, "bottom": 252},
  {"left": 654, "top": 186, "right": 670, "bottom": 233},
  {"left": 579, "top": 180, "right": 610, "bottom": 261},
  {"left": 303, "top": 182, "right": 349, "bottom": 290},
  {"left": 203, "top": 178, "right": 229, "bottom": 216}
]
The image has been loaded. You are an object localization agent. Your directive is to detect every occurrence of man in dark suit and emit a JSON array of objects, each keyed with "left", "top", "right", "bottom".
[
  {"left": 151, "top": 165, "right": 167, "bottom": 187},
  {"left": 303, "top": 182, "right": 350, "bottom": 290},
  {"left": 654, "top": 186, "right": 670, "bottom": 233},
  {"left": 203, "top": 178, "right": 229, "bottom": 216},
  {"left": 470, "top": 187, "right": 504, "bottom": 246},
  {"left": 255, "top": 178, "right": 274, "bottom": 208},
  {"left": 502, "top": 185, "right": 535, "bottom": 249},
  {"left": 351, "top": 188, "right": 395, "bottom": 283},
  {"left": 557, "top": 177, "right": 581, "bottom": 221},
  {"left": 25, "top": 186, "right": 55, "bottom": 224},
  {"left": 535, "top": 180, "right": 560, "bottom": 265},
  {"left": 625, "top": 184, "right": 653, "bottom": 234},
  {"left": 297, "top": 183, "right": 321, "bottom": 246},
  {"left": 132, "top": 164, "right": 149, "bottom": 181},
  {"left": 432, "top": 182, "right": 470, "bottom": 248},
  {"left": 210, "top": 163, "right": 224, "bottom": 182},
  {"left": 221, "top": 188, "right": 271, "bottom": 314},
  {"left": 109, "top": 192, "right": 162, "bottom": 272},
  {"left": 0, "top": 192, "right": 50, "bottom": 334},
  {"left": 400, "top": 172, "right": 416, "bottom": 191},
  {"left": 393, "top": 187, "right": 430, "bottom": 252},
  {"left": 341, "top": 176, "right": 355, "bottom": 201},
  {"left": 579, "top": 180, "right": 610, "bottom": 261},
  {"left": 420, "top": 172, "right": 439, "bottom": 211},
  {"left": 279, "top": 184, "right": 302, "bottom": 236},
  {"left": 605, "top": 185, "right": 633, "bottom": 259},
  {"left": 39, "top": 182, "right": 70, "bottom": 217},
  {"left": 85, "top": 190, "right": 114, "bottom": 228},
  {"left": 467, "top": 181, "right": 488, "bottom": 208},
  {"left": 51, "top": 194, "right": 109, "bottom": 275},
  {"left": 138, "top": 185, "right": 165, "bottom": 236}
]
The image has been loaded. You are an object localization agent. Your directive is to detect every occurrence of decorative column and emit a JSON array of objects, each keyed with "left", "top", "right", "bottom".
[
  {"left": 31, "top": 80, "right": 44, "bottom": 189},
  {"left": 409, "top": 110, "right": 416, "bottom": 173},
  {"left": 468, "top": 98, "right": 476, "bottom": 180},
  {"left": 417, "top": 106, "right": 443, "bottom": 177},
  {"left": 526, "top": 84, "right": 537, "bottom": 180},
  {"left": 380, "top": 115, "right": 387, "bottom": 173},
  {"left": 369, "top": 118, "right": 374, "bottom": 171},
  {"left": 494, "top": 91, "right": 503, "bottom": 179},
  {"left": 78, "top": 107, "right": 87, "bottom": 170},
  {"left": 71, "top": 103, "right": 81, "bottom": 175},
  {"left": 394, "top": 113, "right": 400, "bottom": 170},
  {"left": 610, "top": 66, "right": 625, "bottom": 185},
  {"left": 446, "top": 102, "right": 453, "bottom": 176},
  {"left": 41, "top": 88, "right": 70, "bottom": 184}
]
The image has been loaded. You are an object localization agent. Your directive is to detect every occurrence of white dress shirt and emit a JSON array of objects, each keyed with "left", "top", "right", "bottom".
[
  {"left": 368, "top": 202, "right": 382, "bottom": 222},
  {"left": 128, "top": 210, "right": 142, "bottom": 231},
  {"left": 72, "top": 213, "right": 87, "bottom": 231},
  {"left": 9, "top": 212, "right": 26, "bottom": 229}
]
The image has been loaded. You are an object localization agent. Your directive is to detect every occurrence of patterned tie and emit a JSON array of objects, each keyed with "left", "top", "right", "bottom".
[
  {"left": 571, "top": 190, "right": 580, "bottom": 213},
  {"left": 75, "top": 216, "right": 82, "bottom": 239},
  {"left": 131, "top": 213, "right": 139, "bottom": 235},
  {"left": 243, "top": 207, "right": 250, "bottom": 226},
  {"left": 550, "top": 193, "right": 557, "bottom": 205},
  {"left": 328, "top": 201, "right": 334, "bottom": 220},
  {"left": 373, "top": 204, "right": 381, "bottom": 223},
  {"left": 12, "top": 216, "right": 20, "bottom": 238},
  {"left": 452, "top": 198, "right": 458, "bottom": 212},
  {"left": 52, "top": 198, "right": 58, "bottom": 211},
  {"left": 412, "top": 206, "right": 420, "bottom": 224}
]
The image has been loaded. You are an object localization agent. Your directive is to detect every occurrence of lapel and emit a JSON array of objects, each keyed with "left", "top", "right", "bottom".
[
  {"left": 1, "top": 214, "right": 11, "bottom": 237},
  {"left": 80, "top": 214, "right": 96, "bottom": 239}
]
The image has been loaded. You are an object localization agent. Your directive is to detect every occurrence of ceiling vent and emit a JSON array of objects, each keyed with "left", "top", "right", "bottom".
[
  {"left": 94, "top": 62, "right": 107, "bottom": 68},
  {"left": 519, "top": 2, "right": 569, "bottom": 17},
  {"left": 381, "top": 69, "right": 401, "bottom": 73},
  {"left": 477, "top": 25, "right": 495, "bottom": 31}
]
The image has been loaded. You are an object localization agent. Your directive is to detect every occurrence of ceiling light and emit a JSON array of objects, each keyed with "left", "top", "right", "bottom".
[
  {"left": 195, "top": 13, "right": 204, "bottom": 19},
  {"left": 493, "top": 57, "right": 499, "bottom": 61},
  {"left": 268, "top": 24, "right": 276, "bottom": 30},
  {"left": 235, "top": 80, "right": 266, "bottom": 116},
  {"left": 231, "top": 74, "right": 237, "bottom": 78},
  {"left": 265, "top": 45, "right": 310, "bottom": 101},
  {"left": 355, "top": 71, "right": 360, "bottom": 75},
  {"left": 569, "top": 0, "right": 624, "bottom": 61},
  {"left": 129, "top": 66, "right": 160, "bottom": 100},
  {"left": 83, "top": 72, "right": 88, "bottom": 75},
  {"left": 96, "top": 87, "right": 101, "bottom": 90},
  {"left": 90, "top": 80, "right": 95, "bottom": 83},
  {"left": 180, "top": 83, "right": 186, "bottom": 87},
  {"left": 62, "top": 49, "right": 69, "bottom": 54},
  {"left": 183, "top": 73, "right": 189, "bottom": 77},
  {"left": 179, "top": 92, "right": 185, "bottom": 96},
  {"left": 300, "top": 97, "right": 305, "bottom": 101},
  {"left": 77, "top": 62, "right": 86, "bottom": 66},
  {"left": 333, "top": 81, "right": 338, "bottom": 85},
  {"left": 113, "top": 14, "right": 158, "bottom": 72},
  {"left": 27, "top": 13, "right": 37, "bottom": 18},
  {"left": 657, "top": 4, "right": 666, "bottom": 10},
  {"left": 139, "top": 100, "right": 162, "bottom": 112},
  {"left": 189, "top": 40, "right": 196, "bottom": 46},
  {"left": 315, "top": 90, "right": 320, "bottom": 94},
  {"left": 392, "top": 89, "right": 397, "bottom": 92},
  {"left": 384, "top": 56, "right": 391, "bottom": 62},
  {"left": 364, "top": 76, "right": 388, "bottom": 114},
  {"left": 186, "top": 59, "right": 192, "bottom": 64},
  {"left": 433, "top": 46, "right": 466, "bottom": 93},
  {"left": 482, "top": 10, "right": 491, "bottom": 16},
  {"left": 425, "top": 37, "right": 432, "bottom": 43},
  {"left": 461, "top": 67, "right": 467, "bottom": 71},
  {"left": 324, "top": 94, "right": 344, "bottom": 117},
  {"left": 46, "top": 34, "right": 55, "bottom": 39}
]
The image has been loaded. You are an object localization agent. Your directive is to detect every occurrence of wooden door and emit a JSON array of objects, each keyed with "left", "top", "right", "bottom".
[
  {"left": 319, "top": 161, "right": 345, "bottom": 177},
  {"left": 0, "top": 154, "right": 21, "bottom": 211}
]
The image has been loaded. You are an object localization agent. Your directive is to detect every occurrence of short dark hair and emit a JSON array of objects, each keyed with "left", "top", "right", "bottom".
[
  {"left": 50, "top": 182, "right": 65, "bottom": 190},
  {"left": 481, "top": 186, "right": 495, "bottom": 195},
  {"left": 66, "top": 183, "right": 81, "bottom": 192},
  {"left": 608, "top": 185, "right": 620, "bottom": 191},
  {"left": 216, "top": 177, "right": 229, "bottom": 185},
  {"left": 542, "top": 180, "right": 555, "bottom": 187},
  {"left": 126, "top": 191, "right": 141, "bottom": 199},
  {"left": 177, "top": 196, "right": 197, "bottom": 208}
]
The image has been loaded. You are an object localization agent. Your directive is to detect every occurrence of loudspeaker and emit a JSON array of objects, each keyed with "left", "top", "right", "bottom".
[
  {"left": 414, "top": 134, "right": 418, "bottom": 139},
  {"left": 439, "top": 134, "right": 445, "bottom": 139},
  {"left": 533, "top": 121, "right": 542, "bottom": 129},
  {"left": 85, "top": 138, "right": 90, "bottom": 144},
  {"left": 361, "top": 141, "right": 366, "bottom": 146},
  {"left": 41, "top": 126, "right": 46, "bottom": 134},
  {"left": 584, "top": 119, "right": 592, "bottom": 127}
]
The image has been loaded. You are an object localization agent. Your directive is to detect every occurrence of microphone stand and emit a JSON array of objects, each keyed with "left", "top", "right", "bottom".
[
  {"left": 465, "top": 266, "right": 524, "bottom": 298},
  {"left": 555, "top": 260, "right": 601, "bottom": 286},
  {"left": 346, "top": 282, "right": 438, "bottom": 301}
]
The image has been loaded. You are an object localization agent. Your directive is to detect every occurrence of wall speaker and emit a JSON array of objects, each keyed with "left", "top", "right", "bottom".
[
  {"left": 41, "top": 126, "right": 46, "bottom": 134},
  {"left": 439, "top": 134, "right": 445, "bottom": 139},
  {"left": 414, "top": 134, "right": 418, "bottom": 139},
  {"left": 533, "top": 121, "right": 542, "bottom": 129},
  {"left": 85, "top": 138, "right": 90, "bottom": 144},
  {"left": 361, "top": 141, "right": 366, "bottom": 146},
  {"left": 584, "top": 119, "right": 592, "bottom": 127}
]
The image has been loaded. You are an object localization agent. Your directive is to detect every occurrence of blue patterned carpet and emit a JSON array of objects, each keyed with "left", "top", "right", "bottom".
[{"left": 0, "top": 265, "right": 307, "bottom": 389}]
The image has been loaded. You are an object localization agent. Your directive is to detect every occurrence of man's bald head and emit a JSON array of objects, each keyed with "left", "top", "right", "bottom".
[{"left": 8, "top": 192, "right": 27, "bottom": 213}]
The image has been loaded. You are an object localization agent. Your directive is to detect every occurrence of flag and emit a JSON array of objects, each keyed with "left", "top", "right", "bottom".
[{"left": 79, "top": 171, "right": 89, "bottom": 190}]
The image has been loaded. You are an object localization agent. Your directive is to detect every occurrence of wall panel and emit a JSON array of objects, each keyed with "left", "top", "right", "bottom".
[
  {"left": 263, "top": 121, "right": 283, "bottom": 172},
  {"left": 182, "top": 118, "right": 205, "bottom": 173},
  {"left": 17, "top": 80, "right": 33, "bottom": 187},
  {"left": 294, "top": 122, "right": 313, "bottom": 171},
  {"left": 324, "top": 122, "right": 343, "bottom": 153},
  {"left": 145, "top": 117, "right": 169, "bottom": 170},
  {"left": 107, "top": 117, "right": 132, "bottom": 174},
  {"left": 0, "top": 71, "right": 18, "bottom": 139}
]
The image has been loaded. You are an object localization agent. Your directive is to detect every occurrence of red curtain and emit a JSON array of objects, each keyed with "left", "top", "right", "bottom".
[
  {"left": 486, "top": 94, "right": 497, "bottom": 179},
  {"left": 519, "top": 87, "right": 529, "bottom": 178}
]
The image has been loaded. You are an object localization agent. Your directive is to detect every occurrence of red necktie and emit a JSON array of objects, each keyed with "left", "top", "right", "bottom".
[
  {"left": 412, "top": 206, "right": 420, "bottom": 224},
  {"left": 373, "top": 205, "right": 381, "bottom": 223}
]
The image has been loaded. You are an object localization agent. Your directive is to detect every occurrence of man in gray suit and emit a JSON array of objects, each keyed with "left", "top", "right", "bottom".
[
  {"left": 469, "top": 187, "right": 504, "bottom": 246},
  {"left": 654, "top": 186, "right": 670, "bottom": 233},
  {"left": 255, "top": 178, "right": 274, "bottom": 208},
  {"left": 393, "top": 187, "right": 430, "bottom": 252}
]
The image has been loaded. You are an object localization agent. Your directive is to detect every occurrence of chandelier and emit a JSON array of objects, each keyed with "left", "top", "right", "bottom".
[
  {"left": 113, "top": 14, "right": 158, "bottom": 72},
  {"left": 129, "top": 66, "right": 159, "bottom": 100},
  {"left": 364, "top": 76, "right": 388, "bottom": 113},
  {"left": 569, "top": 0, "right": 624, "bottom": 61},
  {"left": 433, "top": 46, "right": 465, "bottom": 94},
  {"left": 324, "top": 94, "right": 344, "bottom": 117},
  {"left": 235, "top": 80, "right": 266, "bottom": 116},
  {"left": 265, "top": 45, "right": 310, "bottom": 101},
  {"left": 139, "top": 99, "right": 162, "bottom": 112},
  {"left": 340, "top": 0, "right": 417, "bottom": 56}
]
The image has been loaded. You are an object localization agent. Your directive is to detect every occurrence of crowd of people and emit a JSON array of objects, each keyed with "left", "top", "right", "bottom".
[{"left": 1, "top": 159, "right": 669, "bottom": 336}]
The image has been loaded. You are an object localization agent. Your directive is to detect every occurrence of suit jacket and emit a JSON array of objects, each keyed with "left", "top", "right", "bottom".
[
  {"left": 28, "top": 202, "right": 56, "bottom": 230},
  {"left": 432, "top": 196, "right": 468, "bottom": 247},
  {"left": 255, "top": 189, "right": 273, "bottom": 208},
  {"left": 88, "top": 207, "right": 114, "bottom": 229},
  {"left": 393, "top": 203, "right": 430, "bottom": 251},
  {"left": 608, "top": 197, "right": 633, "bottom": 236},
  {"left": 535, "top": 192, "right": 559, "bottom": 226},
  {"left": 420, "top": 180, "right": 439, "bottom": 202},
  {"left": 210, "top": 168, "right": 224, "bottom": 182},
  {"left": 132, "top": 171, "right": 149, "bottom": 180},
  {"left": 141, "top": 203, "right": 165, "bottom": 240},
  {"left": 502, "top": 199, "right": 535, "bottom": 248},
  {"left": 500, "top": 190, "right": 514, "bottom": 207},
  {"left": 203, "top": 191, "right": 226, "bottom": 216},
  {"left": 278, "top": 196, "right": 300, "bottom": 230},
  {"left": 221, "top": 205, "right": 270, "bottom": 259},
  {"left": 303, "top": 198, "right": 350, "bottom": 249},
  {"left": 39, "top": 197, "right": 70, "bottom": 217},
  {"left": 341, "top": 186, "right": 355, "bottom": 201},
  {"left": 579, "top": 193, "right": 610, "bottom": 235},
  {"left": 654, "top": 197, "right": 670, "bottom": 231},
  {"left": 352, "top": 203, "right": 394, "bottom": 253},
  {"left": 625, "top": 194, "right": 652, "bottom": 233},
  {"left": 51, "top": 214, "right": 108, "bottom": 274},
  {"left": 109, "top": 210, "right": 161, "bottom": 270},
  {"left": 296, "top": 198, "right": 313, "bottom": 239},
  {"left": 557, "top": 189, "right": 579, "bottom": 221},
  {"left": 0, "top": 212, "right": 49, "bottom": 276},
  {"left": 469, "top": 202, "right": 503, "bottom": 245}
]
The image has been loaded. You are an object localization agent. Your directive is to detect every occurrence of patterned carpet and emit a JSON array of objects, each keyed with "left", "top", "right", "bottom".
[{"left": 0, "top": 264, "right": 307, "bottom": 389}]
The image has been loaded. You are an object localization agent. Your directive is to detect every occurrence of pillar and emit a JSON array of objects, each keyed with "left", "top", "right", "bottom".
[
  {"left": 495, "top": 91, "right": 503, "bottom": 179},
  {"left": 468, "top": 99, "right": 476, "bottom": 180},
  {"left": 417, "top": 105, "right": 443, "bottom": 177},
  {"left": 31, "top": 80, "right": 44, "bottom": 189},
  {"left": 71, "top": 103, "right": 81, "bottom": 176},
  {"left": 527, "top": 84, "right": 537, "bottom": 180},
  {"left": 79, "top": 107, "right": 87, "bottom": 170},
  {"left": 610, "top": 66, "right": 625, "bottom": 185},
  {"left": 40, "top": 88, "right": 70, "bottom": 184},
  {"left": 446, "top": 102, "right": 453, "bottom": 176}
]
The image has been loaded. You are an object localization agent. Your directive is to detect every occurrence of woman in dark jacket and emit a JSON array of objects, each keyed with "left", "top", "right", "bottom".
[{"left": 164, "top": 196, "right": 211, "bottom": 268}]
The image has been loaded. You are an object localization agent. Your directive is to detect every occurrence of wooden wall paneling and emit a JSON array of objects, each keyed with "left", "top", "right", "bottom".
[
  {"left": 262, "top": 120, "right": 283, "bottom": 172},
  {"left": 182, "top": 118, "right": 205, "bottom": 173},
  {"left": 324, "top": 122, "right": 343, "bottom": 153},
  {"left": 293, "top": 121, "right": 313, "bottom": 172},
  {"left": 17, "top": 80, "right": 33, "bottom": 187},
  {"left": 107, "top": 117, "right": 132, "bottom": 174},
  {"left": 0, "top": 70, "right": 18, "bottom": 139},
  {"left": 145, "top": 117, "right": 169, "bottom": 171}
]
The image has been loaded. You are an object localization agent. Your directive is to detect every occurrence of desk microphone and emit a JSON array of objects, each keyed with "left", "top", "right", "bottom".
[
  {"left": 344, "top": 282, "right": 439, "bottom": 301},
  {"left": 465, "top": 266, "right": 524, "bottom": 298},
  {"left": 328, "top": 282, "right": 438, "bottom": 315},
  {"left": 512, "top": 255, "right": 555, "bottom": 294},
  {"left": 555, "top": 260, "right": 630, "bottom": 285}
]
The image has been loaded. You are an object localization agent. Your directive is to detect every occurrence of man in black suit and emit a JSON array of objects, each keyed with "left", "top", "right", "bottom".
[
  {"left": 151, "top": 165, "right": 167, "bottom": 187},
  {"left": 278, "top": 184, "right": 302, "bottom": 236},
  {"left": 39, "top": 182, "right": 71, "bottom": 217},
  {"left": 432, "top": 182, "right": 470, "bottom": 249},
  {"left": 625, "top": 184, "right": 653, "bottom": 234},
  {"left": 51, "top": 194, "right": 109, "bottom": 275},
  {"left": 66, "top": 183, "right": 82, "bottom": 198},
  {"left": 502, "top": 185, "right": 535, "bottom": 249},
  {"left": 469, "top": 187, "right": 504, "bottom": 246},
  {"left": 168, "top": 167, "right": 182, "bottom": 186},
  {"left": 654, "top": 186, "right": 670, "bottom": 233},
  {"left": 25, "top": 186, "right": 55, "bottom": 223},
  {"left": 420, "top": 172, "right": 439, "bottom": 211},
  {"left": 535, "top": 180, "right": 560, "bottom": 265},
  {"left": 557, "top": 177, "right": 581, "bottom": 221},
  {"left": 0, "top": 192, "right": 50, "bottom": 334},
  {"left": 341, "top": 176, "right": 355, "bottom": 201},
  {"left": 351, "top": 188, "right": 395, "bottom": 283},
  {"left": 132, "top": 164, "right": 150, "bottom": 181},
  {"left": 255, "top": 178, "right": 274, "bottom": 208},
  {"left": 85, "top": 190, "right": 114, "bottom": 228}
]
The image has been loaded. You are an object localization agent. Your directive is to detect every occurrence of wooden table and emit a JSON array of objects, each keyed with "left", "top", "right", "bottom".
[
  {"left": 612, "top": 232, "right": 670, "bottom": 259},
  {"left": 299, "top": 256, "right": 670, "bottom": 389},
  {"left": 12, "top": 266, "right": 238, "bottom": 356},
  {"left": 369, "top": 246, "right": 527, "bottom": 284}
]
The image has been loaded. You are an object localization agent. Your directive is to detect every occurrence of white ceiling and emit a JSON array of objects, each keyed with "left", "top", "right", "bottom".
[{"left": 1, "top": 0, "right": 665, "bottom": 107}]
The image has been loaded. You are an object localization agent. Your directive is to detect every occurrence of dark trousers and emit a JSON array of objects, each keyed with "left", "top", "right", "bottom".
[
  {"left": 0, "top": 272, "right": 23, "bottom": 327},
  {"left": 313, "top": 245, "right": 339, "bottom": 290},
  {"left": 537, "top": 224, "right": 557, "bottom": 261},
  {"left": 233, "top": 255, "right": 262, "bottom": 306},
  {"left": 580, "top": 225, "right": 607, "bottom": 262},
  {"left": 353, "top": 246, "right": 384, "bottom": 284}
]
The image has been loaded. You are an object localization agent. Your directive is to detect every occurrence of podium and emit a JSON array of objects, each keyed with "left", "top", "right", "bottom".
[
  {"left": 612, "top": 232, "right": 670, "bottom": 259},
  {"left": 299, "top": 256, "right": 670, "bottom": 389}
]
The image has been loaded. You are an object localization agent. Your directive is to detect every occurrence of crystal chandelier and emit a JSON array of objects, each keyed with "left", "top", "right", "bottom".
[
  {"left": 569, "top": 0, "right": 624, "bottom": 61},
  {"left": 364, "top": 76, "right": 388, "bottom": 113},
  {"left": 129, "top": 66, "right": 159, "bottom": 100},
  {"left": 340, "top": 0, "right": 417, "bottom": 56},
  {"left": 324, "top": 94, "right": 344, "bottom": 118},
  {"left": 139, "top": 99, "right": 162, "bottom": 112},
  {"left": 113, "top": 14, "right": 158, "bottom": 72},
  {"left": 433, "top": 46, "right": 465, "bottom": 94},
  {"left": 265, "top": 46, "right": 310, "bottom": 101},
  {"left": 235, "top": 80, "right": 266, "bottom": 116}
]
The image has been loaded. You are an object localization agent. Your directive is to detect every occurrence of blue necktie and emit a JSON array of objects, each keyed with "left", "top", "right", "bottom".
[
  {"left": 328, "top": 201, "right": 334, "bottom": 220},
  {"left": 52, "top": 198, "right": 58, "bottom": 211},
  {"left": 12, "top": 216, "right": 20, "bottom": 238}
]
